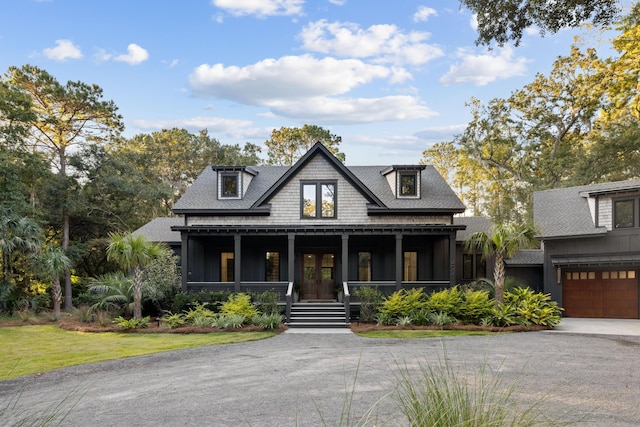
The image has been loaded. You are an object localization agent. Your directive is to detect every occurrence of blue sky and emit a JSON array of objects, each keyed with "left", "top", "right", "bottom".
[{"left": 1, "top": 0, "right": 601, "bottom": 165}]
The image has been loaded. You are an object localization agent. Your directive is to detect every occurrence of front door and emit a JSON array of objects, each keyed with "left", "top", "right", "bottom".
[{"left": 301, "top": 252, "right": 336, "bottom": 300}]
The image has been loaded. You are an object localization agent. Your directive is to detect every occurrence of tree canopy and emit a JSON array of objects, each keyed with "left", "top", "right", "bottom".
[
  {"left": 265, "top": 124, "right": 345, "bottom": 165},
  {"left": 461, "top": 0, "right": 620, "bottom": 46}
]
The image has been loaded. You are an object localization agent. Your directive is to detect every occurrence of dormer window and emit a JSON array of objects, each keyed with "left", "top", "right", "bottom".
[
  {"left": 221, "top": 173, "right": 239, "bottom": 198},
  {"left": 381, "top": 165, "right": 425, "bottom": 199},
  {"left": 400, "top": 172, "right": 417, "bottom": 196},
  {"left": 214, "top": 166, "right": 257, "bottom": 200}
]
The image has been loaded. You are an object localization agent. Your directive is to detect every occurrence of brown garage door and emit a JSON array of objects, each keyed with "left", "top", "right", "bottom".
[{"left": 563, "top": 270, "right": 638, "bottom": 318}]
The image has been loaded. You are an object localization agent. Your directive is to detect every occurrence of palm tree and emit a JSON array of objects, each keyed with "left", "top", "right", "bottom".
[
  {"left": 106, "top": 233, "right": 166, "bottom": 319},
  {"left": 38, "top": 244, "right": 71, "bottom": 320},
  {"left": 464, "top": 223, "right": 537, "bottom": 304},
  {"left": 0, "top": 209, "right": 43, "bottom": 284},
  {"left": 88, "top": 272, "right": 134, "bottom": 315}
]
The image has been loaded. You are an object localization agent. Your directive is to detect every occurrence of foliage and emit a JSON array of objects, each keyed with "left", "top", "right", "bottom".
[
  {"left": 140, "top": 251, "right": 181, "bottom": 314},
  {"left": 75, "top": 305, "right": 93, "bottom": 323},
  {"left": 394, "top": 356, "right": 552, "bottom": 427},
  {"left": 461, "top": 0, "right": 619, "bottom": 46},
  {"left": 396, "top": 316, "right": 413, "bottom": 327},
  {"left": 106, "top": 232, "right": 167, "bottom": 319},
  {"left": 489, "top": 303, "right": 522, "bottom": 327},
  {"left": 425, "top": 287, "right": 463, "bottom": 317},
  {"left": 505, "top": 287, "right": 563, "bottom": 327},
  {"left": 375, "top": 312, "right": 395, "bottom": 326},
  {"left": 35, "top": 243, "right": 71, "bottom": 320},
  {"left": 250, "top": 313, "right": 283, "bottom": 329},
  {"left": 161, "top": 312, "right": 186, "bottom": 329},
  {"left": 353, "top": 286, "right": 384, "bottom": 323},
  {"left": 253, "top": 291, "right": 280, "bottom": 315},
  {"left": 379, "top": 288, "right": 428, "bottom": 318},
  {"left": 264, "top": 124, "right": 344, "bottom": 165},
  {"left": 183, "top": 303, "right": 217, "bottom": 323},
  {"left": 220, "top": 293, "right": 258, "bottom": 318},
  {"left": 88, "top": 273, "right": 134, "bottom": 315},
  {"left": 114, "top": 316, "right": 150, "bottom": 330},
  {"left": 428, "top": 311, "right": 457, "bottom": 328},
  {"left": 458, "top": 289, "right": 494, "bottom": 324},
  {"left": 410, "top": 308, "right": 432, "bottom": 326}
]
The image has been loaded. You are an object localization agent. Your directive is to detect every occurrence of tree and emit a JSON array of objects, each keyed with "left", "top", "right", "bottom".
[
  {"left": 37, "top": 244, "right": 71, "bottom": 320},
  {"left": 106, "top": 233, "right": 166, "bottom": 319},
  {"left": 5, "top": 64, "right": 124, "bottom": 310},
  {"left": 0, "top": 208, "right": 42, "bottom": 285},
  {"left": 464, "top": 223, "right": 537, "bottom": 304},
  {"left": 460, "top": 0, "right": 620, "bottom": 46},
  {"left": 265, "top": 124, "right": 344, "bottom": 165}
]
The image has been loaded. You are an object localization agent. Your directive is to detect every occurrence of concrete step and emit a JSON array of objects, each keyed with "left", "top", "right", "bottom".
[{"left": 288, "top": 302, "right": 349, "bottom": 329}]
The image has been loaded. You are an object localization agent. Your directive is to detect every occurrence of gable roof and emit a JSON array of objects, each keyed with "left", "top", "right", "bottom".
[
  {"left": 534, "top": 179, "right": 640, "bottom": 239},
  {"left": 453, "top": 216, "right": 493, "bottom": 242},
  {"left": 173, "top": 141, "right": 465, "bottom": 215},
  {"left": 133, "top": 217, "right": 182, "bottom": 243},
  {"left": 253, "top": 142, "right": 384, "bottom": 208}
]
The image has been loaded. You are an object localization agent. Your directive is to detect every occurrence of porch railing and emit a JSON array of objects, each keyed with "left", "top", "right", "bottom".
[
  {"left": 285, "top": 281, "right": 293, "bottom": 324},
  {"left": 343, "top": 281, "right": 350, "bottom": 325},
  {"left": 186, "top": 281, "right": 289, "bottom": 301}
]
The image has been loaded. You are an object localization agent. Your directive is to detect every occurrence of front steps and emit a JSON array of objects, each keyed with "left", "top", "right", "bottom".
[{"left": 287, "top": 302, "right": 349, "bottom": 328}]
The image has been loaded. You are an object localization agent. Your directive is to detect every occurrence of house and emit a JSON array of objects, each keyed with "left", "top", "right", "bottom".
[
  {"left": 534, "top": 179, "right": 640, "bottom": 319},
  {"left": 168, "top": 142, "right": 466, "bottom": 309}
]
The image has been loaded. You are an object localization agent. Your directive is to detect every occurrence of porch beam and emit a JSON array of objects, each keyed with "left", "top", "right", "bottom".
[
  {"left": 449, "top": 231, "right": 456, "bottom": 287},
  {"left": 181, "top": 233, "right": 188, "bottom": 292}
]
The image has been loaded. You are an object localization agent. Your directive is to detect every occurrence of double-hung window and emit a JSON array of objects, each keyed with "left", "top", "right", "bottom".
[{"left": 301, "top": 181, "right": 336, "bottom": 219}]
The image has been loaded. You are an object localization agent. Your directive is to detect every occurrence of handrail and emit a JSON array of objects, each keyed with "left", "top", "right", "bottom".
[
  {"left": 285, "top": 281, "right": 294, "bottom": 324},
  {"left": 343, "top": 281, "right": 350, "bottom": 325}
]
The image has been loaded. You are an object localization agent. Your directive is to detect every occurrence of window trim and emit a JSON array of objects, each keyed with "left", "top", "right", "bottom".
[
  {"left": 300, "top": 180, "right": 337, "bottom": 219},
  {"left": 613, "top": 198, "right": 635, "bottom": 229},
  {"left": 220, "top": 172, "right": 241, "bottom": 199}
]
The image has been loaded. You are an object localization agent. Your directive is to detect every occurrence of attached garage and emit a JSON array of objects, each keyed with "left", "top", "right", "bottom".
[{"left": 562, "top": 270, "right": 639, "bottom": 319}]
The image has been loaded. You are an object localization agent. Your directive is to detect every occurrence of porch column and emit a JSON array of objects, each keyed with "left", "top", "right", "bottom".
[
  {"left": 181, "top": 232, "right": 188, "bottom": 292},
  {"left": 395, "top": 234, "right": 403, "bottom": 290},
  {"left": 234, "top": 234, "right": 241, "bottom": 292},
  {"left": 341, "top": 234, "right": 349, "bottom": 284},
  {"left": 288, "top": 233, "right": 295, "bottom": 284},
  {"left": 449, "top": 231, "right": 456, "bottom": 287}
]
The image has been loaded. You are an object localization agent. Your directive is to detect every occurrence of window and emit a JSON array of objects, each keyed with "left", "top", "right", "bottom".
[
  {"left": 403, "top": 251, "right": 417, "bottom": 282},
  {"left": 358, "top": 252, "right": 371, "bottom": 281},
  {"left": 265, "top": 252, "right": 279, "bottom": 282},
  {"left": 463, "top": 253, "right": 486, "bottom": 280},
  {"left": 614, "top": 199, "right": 634, "bottom": 228},
  {"left": 221, "top": 173, "right": 239, "bottom": 198},
  {"left": 221, "top": 252, "right": 234, "bottom": 282},
  {"left": 301, "top": 182, "right": 336, "bottom": 219},
  {"left": 400, "top": 173, "right": 417, "bottom": 196}
]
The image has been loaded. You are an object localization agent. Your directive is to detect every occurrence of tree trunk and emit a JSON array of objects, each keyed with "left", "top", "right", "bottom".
[
  {"left": 133, "top": 266, "right": 143, "bottom": 320},
  {"left": 63, "top": 209, "right": 73, "bottom": 311},
  {"left": 52, "top": 277, "right": 62, "bottom": 321},
  {"left": 493, "top": 251, "right": 506, "bottom": 304}
]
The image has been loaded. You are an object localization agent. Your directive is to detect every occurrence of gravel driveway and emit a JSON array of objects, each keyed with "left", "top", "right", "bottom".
[{"left": 2, "top": 329, "right": 640, "bottom": 426}]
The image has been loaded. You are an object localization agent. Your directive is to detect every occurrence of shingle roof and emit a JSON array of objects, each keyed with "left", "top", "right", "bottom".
[
  {"left": 173, "top": 143, "right": 465, "bottom": 214},
  {"left": 453, "top": 216, "right": 493, "bottom": 242},
  {"left": 505, "top": 249, "right": 544, "bottom": 266},
  {"left": 534, "top": 179, "right": 640, "bottom": 239},
  {"left": 133, "top": 217, "right": 182, "bottom": 243}
]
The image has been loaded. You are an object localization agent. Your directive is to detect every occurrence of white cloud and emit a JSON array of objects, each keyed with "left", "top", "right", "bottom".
[
  {"left": 414, "top": 124, "right": 467, "bottom": 141},
  {"left": 470, "top": 14, "right": 478, "bottom": 31},
  {"left": 413, "top": 6, "right": 437, "bottom": 22},
  {"left": 212, "top": 0, "right": 304, "bottom": 17},
  {"left": 189, "top": 54, "right": 397, "bottom": 104},
  {"left": 93, "top": 48, "right": 112, "bottom": 63},
  {"left": 131, "top": 116, "right": 263, "bottom": 139},
  {"left": 42, "top": 39, "right": 82, "bottom": 61},
  {"left": 440, "top": 47, "right": 530, "bottom": 86},
  {"left": 328, "top": 0, "right": 345, "bottom": 5},
  {"left": 268, "top": 95, "right": 437, "bottom": 123},
  {"left": 115, "top": 43, "right": 149, "bottom": 65},
  {"left": 299, "top": 20, "right": 443, "bottom": 66}
]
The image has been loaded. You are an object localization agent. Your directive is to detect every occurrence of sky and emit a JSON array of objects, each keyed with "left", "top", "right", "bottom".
[{"left": 0, "top": 0, "right": 609, "bottom": 165}]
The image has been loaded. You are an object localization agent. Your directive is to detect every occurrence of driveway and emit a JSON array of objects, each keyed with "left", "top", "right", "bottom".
[{"left": 2, "top": 323, "right": 640, "bottom": 426}]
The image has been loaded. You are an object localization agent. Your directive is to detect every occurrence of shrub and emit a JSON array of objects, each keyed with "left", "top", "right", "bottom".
[
  {"left": 428, "top": 311, "right": 457, "bottom": 328},
  {"left": 114, "top": 316, "right": 150, "bottom": 330},
  {"left": 141, "top": 251, "right": 181, "bottom": 314},
  {"left": 224, "top": 314, "right": 246, "bottom": 328},
  {"left": 375, "top": 312, "right": 395, "bottom": 326},
  {"left": 161, "top": 312, "right": 186, "bottom": 329},
  {"left": 425, "top": 286, "right": 463, "bottom": 317},
  {"left": 396, "top": 316, "right": 413, "bottom": 326},
  {"left": 506, "top": 287, "right": 563, "bottom": 327},
  {"left": 192, "top": 315, "right": 216, "bottom": 328},
  {"left": 220, "top": 293, "right": 258, "bottom": 318},
  {"left": 490, "top": 302, "right": 523, "bottom": 327},
  {"left": 75, "top": 305, "right": 93, "bottom": 323},
  {"left": 253, "top": 291, "right": 280, "bottom": 315},
  {"left": 458, "top": 289, "right": 494, "bottom": 324},
  {"left": 184, "top": 303, "right": 216, "bottom": 323},
  {"left": 410, "top": 308, "right": 432, "bottom": 326},
  {"left": 251, "top": 313, "right": 282, "bottom": 329},
  {"left": 353, "top": 286, "right": 384, "bottom": 323},
  {"left": 379, "top": 288, "right": 427, "bottom": 318}
]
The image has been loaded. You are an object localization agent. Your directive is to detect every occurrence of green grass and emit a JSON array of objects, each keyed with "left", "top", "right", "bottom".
[
  {"left": 1, "top": 325, "right": 275, "bottom": 380},
  {"left": 355, "top": 329, "right": 500, "bottom": 339}
]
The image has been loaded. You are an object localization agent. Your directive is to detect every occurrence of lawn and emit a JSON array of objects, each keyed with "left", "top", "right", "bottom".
[{"left": 1, "top": 325, "right": 275, "bottom": 380}]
